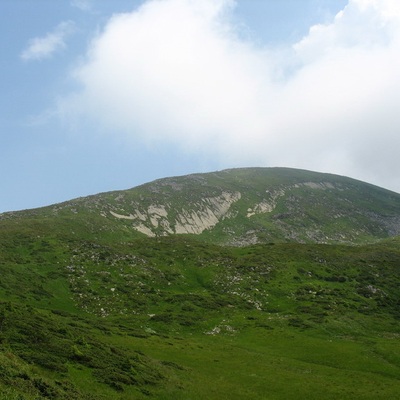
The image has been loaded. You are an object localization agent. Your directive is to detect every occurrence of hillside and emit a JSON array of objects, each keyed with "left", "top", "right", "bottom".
[
  {"left": 0, "top": 168, "right": 400, "bottom": 399},
  {"left": 2, "top": 167, "right": 400, "bottom": 246}
]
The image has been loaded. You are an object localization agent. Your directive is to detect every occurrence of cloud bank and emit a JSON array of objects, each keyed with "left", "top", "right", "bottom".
[
  {"left": 61, "top": 0, "right": 400, "bottom": 192},
  {"left": 21, "top": 21, "right": 75, "bottom": 61}
]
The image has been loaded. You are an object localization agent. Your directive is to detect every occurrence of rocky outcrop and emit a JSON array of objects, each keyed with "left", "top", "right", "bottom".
[{"left": 109, "top": 191, "right": 241, "bottom": 237}]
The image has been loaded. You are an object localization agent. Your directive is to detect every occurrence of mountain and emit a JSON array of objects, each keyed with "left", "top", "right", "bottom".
[
  {"left": 2, "top": 167, "right": 400, "bottom": 246},
  {"left": 1, "top": 168, "right": 400, "bottom": 399}
]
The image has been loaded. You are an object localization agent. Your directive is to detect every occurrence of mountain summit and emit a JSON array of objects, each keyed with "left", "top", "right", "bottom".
[{"left": 3, "top": 167, "right": 400, "bottom": 245}]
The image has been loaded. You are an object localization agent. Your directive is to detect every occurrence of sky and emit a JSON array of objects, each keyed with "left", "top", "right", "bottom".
[{"left": 1, "top": 0, "right": 399, "bottom": 213}]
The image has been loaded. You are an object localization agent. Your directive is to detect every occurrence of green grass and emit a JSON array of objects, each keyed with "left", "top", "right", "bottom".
[
  {"left": 0, "top": 231, "right": 400, "bottom": 398},
  {"left": 1, "top": 165, "right": 400, "bottom": 399}
]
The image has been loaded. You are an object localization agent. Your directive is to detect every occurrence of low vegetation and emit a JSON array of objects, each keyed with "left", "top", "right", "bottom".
[
  {"left": 0, "top": 168, "right": 399, "bottom": 398},
  {"left": 0, "top": 231, "right": 399, "bottom": 398}
]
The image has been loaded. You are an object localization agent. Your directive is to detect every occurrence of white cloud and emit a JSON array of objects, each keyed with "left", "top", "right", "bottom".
[
  {"left": 21, "top": 21, "right": 76, "bottom": 61},
  {"left": 60, "top": 0, "right": 400, "bottom": 192},
  {"left": 71, "top": 0, "right": 93, "bottom": 12}
]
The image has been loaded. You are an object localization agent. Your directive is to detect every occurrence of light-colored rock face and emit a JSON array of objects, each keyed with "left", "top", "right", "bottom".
[
  {"left": 108, "top": 191, "right": 241, "bottom": 237},
  {"left": 247, "top": 189, "right": 285, "bottom": 218},
  {"left": 135, "top": 224, "right": 156, "bottom": 237},
  {"left": 175, "top": 208, "right": 220, "bottom": 235},
  {"left": 147, "top": 205, "right": 168, "bottom": 218},
  {"left": 107, "top": 180, "right": 342, "bottom": 237},
  {"left": 110, "top": 211, "right": 136, "bottom": 220},
  {"left": 246, "top": 182, "right": 338, "bottom": 218},
  {"left": 247, "top": 200, "right": 275, "bottom": 217},
  {"left": 302, "top": 182, "right": 335, "bottom": 190}
]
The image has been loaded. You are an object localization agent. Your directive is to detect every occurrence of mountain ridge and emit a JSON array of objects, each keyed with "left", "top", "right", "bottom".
[{"left": 2, "top": 167, "right": 400, "bottom": 246}]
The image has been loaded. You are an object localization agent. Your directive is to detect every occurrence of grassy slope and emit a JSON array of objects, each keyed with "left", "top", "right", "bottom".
[
  {"left": 3, "top": 167, "right": 400, "bottom": 247},
  {"left": 1, "top": 168, "right": 399, "bottom": 398},
  {"left": 0, "top": 222, "right": 399, "bottom": 398}
]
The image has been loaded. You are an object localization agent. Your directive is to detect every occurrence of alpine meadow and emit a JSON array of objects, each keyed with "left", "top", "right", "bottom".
[
  {"left": 2, "top": 0, "right": 400, "bottom": 398},
  {"left": 0, "top": 167, "right": 400, "bottom": 399}
]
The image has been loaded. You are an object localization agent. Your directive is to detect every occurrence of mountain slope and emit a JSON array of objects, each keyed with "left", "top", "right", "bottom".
[
  {"left": 2, "top": 167, "right": 400, "bottom": 245},
  {"left": 1, "top": 168, "right": 400, "bottom": 398},
  {"left": 0, "top": 233, "right": 400, "bottom": 399}
]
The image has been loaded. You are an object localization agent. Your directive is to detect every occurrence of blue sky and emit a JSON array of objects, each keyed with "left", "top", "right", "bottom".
[{"left": 1, "top": 0, "right": 399, "bottom": 212}]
